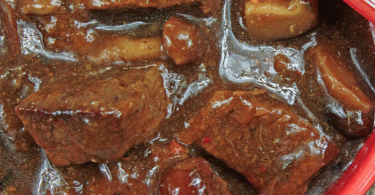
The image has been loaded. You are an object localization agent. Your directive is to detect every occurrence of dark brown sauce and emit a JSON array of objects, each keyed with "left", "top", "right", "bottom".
[{"left": 0, "top": 0, "right": 374, "bottom": 194}]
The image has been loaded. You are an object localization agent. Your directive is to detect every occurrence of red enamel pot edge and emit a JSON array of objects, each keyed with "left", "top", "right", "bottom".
[
  {"left": 326, "top": 1, "right": 375, "bottom": 191},
  {"left": 342, "top": 0, "right": 375, "bottom": 24},
  {"left": 326, "top": 130, "right": 375, "bottom": 195}
]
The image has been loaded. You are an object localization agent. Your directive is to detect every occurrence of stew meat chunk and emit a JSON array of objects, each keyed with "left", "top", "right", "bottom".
[
  {"left": 245, "top": 0, "right": 318, "bottom": 42},
  {"left": 21, "top": 0, "right": 62, "bottom": 15},
  {"left": 15, "top": 65, "right": 169, "bottom": 166},
  {"left": 178, "top": 91, "right": 339, "bottom": 195},
  {"left": 84, "top": 141, "right": 191, "bottom": 194},
  {"left": 313, "top": 45, "right": 373, "bottom": 112},
  {"left": 163, "top": 17, "right": 205, "bottom": 66},
  {"left": 159, "top": 157, "right": 232, "bottom": 195},
  {"left": 311, "top": 44, "right": 375, "bottom": 137},
  {"left": 87, "top": 36, "right": 164, "bottom": 64},
  {"left": 2, "top": 0, "right": 374, "bottom": 194},
  {"left": 43, "top": 141, "right": 231, "bottom": 195}
]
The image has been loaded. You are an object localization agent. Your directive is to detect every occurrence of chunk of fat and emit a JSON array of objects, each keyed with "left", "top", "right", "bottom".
[
  {"left": 87, "top": 36, "right": 164, "bottom": 64},
  {"left": 245, "top": 0, "right": 318, "bottom": 42},
  {"left": 21, "top": 0, "right": 62, "bottom": 15},
  {"left": 314, "top": 46, "right": 374, "bottom": 113}
]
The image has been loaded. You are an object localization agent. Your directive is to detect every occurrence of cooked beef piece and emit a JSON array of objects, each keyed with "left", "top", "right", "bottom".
[
  {"left": 313, "top": 45, "right": 373, "bottom": 112},
  {"left": 41, "top": 142, "right": 231, "bottom": 195},
  {"left": 178, "top": 91, "right": 339, "bottom": 195},
  {"left": 32, "top": 13, "right": 98, "bottom": 57},
  {"left": 244, "top": 0, "right": 318, "bottom": 42},
  {"left": 39, "top": 141, "right": 189, "bottom": 194},
  {"left": 15, "top": 65, "right": 169, "bottom": 166},
  {"left": 88, "top": 36, "right": 164, "bottom": 64},
  {"left": 159, "top": 157, "right": 231, "bottom": 195},
  {"left": 0, "top": 0, "right": 21, "bottom": 59},
  {"left": 163, "top": 17, "right": 205, "bottom": 66},
  {"left": 312, "top": 45, "right": 374, "bottom": 137},
  {"left": 86, "top": 141, "right": 190, "bottom": 195},
  {"left": 21, "top": 0, "right": 62, "bottom": 15}
]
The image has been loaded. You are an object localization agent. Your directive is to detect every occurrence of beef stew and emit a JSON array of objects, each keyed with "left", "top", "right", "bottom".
[{"left": 0, "top": 0, "right": 374, "bottom": 194}]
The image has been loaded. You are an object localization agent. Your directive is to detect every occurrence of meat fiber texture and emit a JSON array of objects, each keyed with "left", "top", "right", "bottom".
[
  {"left": 15, "top": 66, "right": 169, "bottom": 166},
  {"left": 159, "top": 157, "right": 232, "bottom": 195},
  {"left": 178, "top": 90, "right": 339, "bottom": 195},
  {"left": 36, "top": 141, "right": 190, "bottom": 194}
]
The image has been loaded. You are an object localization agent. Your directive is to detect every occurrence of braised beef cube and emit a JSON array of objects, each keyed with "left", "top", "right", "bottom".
[
  {"left": 21, "top": 0, "right": 62, "bottom": 15},
  {"left": 38, "top": 141, "right": 190, "bottom": 194},
  {"left": 313, "top": 46, "right": 373, "bottom": 112},
  {"left": 178, "top": 91, "right": 339, "bottom": 195},
  {"left": 245, "top": 0, "right": 318, "bottom": 42},
  {"left": 88, "top": 36, "right": 164, "bottom": 64},
  {"left": 159, "top": 157, "right": 231, "bottom": 195},
  {"left": 163, "top": 17, "right": 205, "bottom": 66},
  {"left": 73, "top": 0, "right": 218, "bottom": 14},
  {"left": 86, "top": 141, "right": 190, "bottom": 194},
  {"left": 312, "top": 45, "right": 374, "bottom": 137},
  {"left": 15, "top": 66, "right": 169, "bottom": 166}
]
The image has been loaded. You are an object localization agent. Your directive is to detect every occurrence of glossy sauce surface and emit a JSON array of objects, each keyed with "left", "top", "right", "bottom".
[{"left": 0, "top": 0, "right": 374, "bottom": 194}]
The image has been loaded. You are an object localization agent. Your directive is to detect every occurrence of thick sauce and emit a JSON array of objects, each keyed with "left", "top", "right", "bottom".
[{"left": 0, "top": 0, "right": 374, "bottom": 194}]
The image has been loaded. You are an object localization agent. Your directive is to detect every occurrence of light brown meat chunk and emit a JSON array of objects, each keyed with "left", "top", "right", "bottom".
[
  {"left": 21, "top": 0, "right": 62, "bottom": 15},
  {"left": 245, "top": 0, "right": 318, "bottom": 42},
  {"left": 163, "top": 17, "right": 205, "bottom": 66},
  {"left": 87, "top": 36, "right": 164, "bottom": 64},
  {"left": 0, "top": 1, "right": 21, "bottom": 58},
  {"left": 178, "top": 91, "right": 338, "bottom": 195},
  {"left": 159, "top": 157, "right": 231, "bottom": 195},
  {"left": 312, "top": 45, "right": 374, "bottom": 137},
  {"left": 39, "top": 142, "right": 190, "bottom": 194},
  {"left": 313, "top": 45, "right": 373, "bottom": 113},
  {"left": 86, "top": 142, "right": 190, "bottom": 195},
  {"left": 15, "top": 65, "right": 169, "bottom": 166},
  {"left": 34, "top": 13, "right": 98, "bottom": 56}
]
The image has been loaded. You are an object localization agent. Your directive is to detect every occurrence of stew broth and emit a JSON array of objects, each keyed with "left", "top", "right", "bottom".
[{"left": 0, "top": 0, "right": 374, "bottom": 194}]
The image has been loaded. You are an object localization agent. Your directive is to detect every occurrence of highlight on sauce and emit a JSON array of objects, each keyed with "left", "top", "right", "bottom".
[{"left": 0, "top": 0, "right": 375, "bottom": 194}]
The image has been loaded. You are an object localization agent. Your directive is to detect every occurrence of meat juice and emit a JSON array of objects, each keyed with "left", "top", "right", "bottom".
[{"left": 0, "top": 0, "right": 374, "bottom": 194}]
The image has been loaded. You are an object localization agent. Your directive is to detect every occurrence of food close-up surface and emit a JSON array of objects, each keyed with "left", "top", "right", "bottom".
[{"left": 0, "top": 0, "right": 375, "bottom": 194}]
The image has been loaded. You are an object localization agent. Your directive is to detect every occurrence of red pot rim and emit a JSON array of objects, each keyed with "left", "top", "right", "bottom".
[
  {"left": 326, "top": 129, "right": 375, "bottom": 194},
  {"left": 326, "top": 2, "right": 375, "bottom": 192},
  {"left": 343, "top": 0, "right": 375, "bottom": 24}
]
